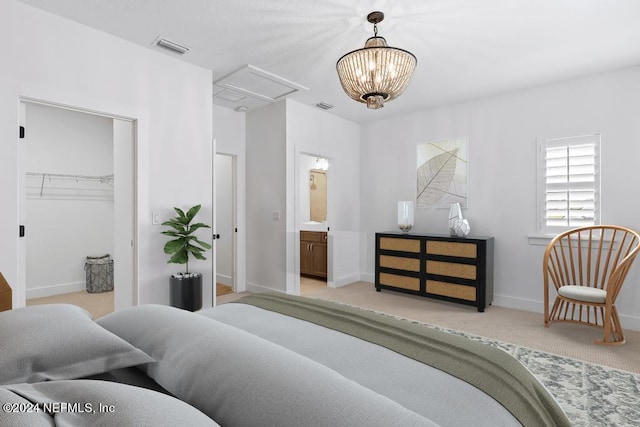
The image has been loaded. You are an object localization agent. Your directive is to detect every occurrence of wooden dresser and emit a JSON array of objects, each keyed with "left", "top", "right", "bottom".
[{"left": 375, "top": 232, "right": 494, "bottom": 312}]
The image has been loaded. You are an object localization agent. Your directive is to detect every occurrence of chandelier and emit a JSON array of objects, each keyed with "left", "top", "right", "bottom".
[{"left": 336, "top": 11, "right": 417, "bottom": 109}]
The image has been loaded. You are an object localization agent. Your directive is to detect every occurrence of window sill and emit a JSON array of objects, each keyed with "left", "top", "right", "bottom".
[
  {"left": 528, "top": 232, "right": 611, "bottom": 247},
  {"left": 528, "top": 234, "right": 555, "bottom": 246}
]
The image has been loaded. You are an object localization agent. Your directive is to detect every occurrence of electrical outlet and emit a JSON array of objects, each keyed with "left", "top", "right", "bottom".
[{"left": 272, "top": 211, "right": 280, "bottom": 221}]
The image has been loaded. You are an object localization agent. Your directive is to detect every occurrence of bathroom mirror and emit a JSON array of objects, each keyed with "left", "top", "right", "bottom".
[
  {"left": 299, "top": 155, "right": 328, "bottom": 229},
  {"left": 309, "top": 169, "right": 327, "bottom": 222}
]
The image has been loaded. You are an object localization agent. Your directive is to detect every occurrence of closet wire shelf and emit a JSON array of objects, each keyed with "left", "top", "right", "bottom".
[{"left": 25, "top": 172, "right": 114, "bottom": 200}]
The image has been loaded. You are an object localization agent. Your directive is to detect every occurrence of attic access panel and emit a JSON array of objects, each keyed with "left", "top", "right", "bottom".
[{"left": 213, "top": 65, "right": 308, "bottom": 106}]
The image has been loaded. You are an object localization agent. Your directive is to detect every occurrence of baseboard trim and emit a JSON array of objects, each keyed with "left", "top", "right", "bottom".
[
  {"left": 360, "top": 273, "right": 374, "bottom": 284},
  {"left": 216, "top": 274, "right": 232, "bottom": 287},
  {"left": 332, "top": 273, "right": 361, "bottom": 288},
  {"left": 492, "top": 294, "right": 543, "bottom": 313},
  {"left": 493, "top": 293, "right": 640, "bottom": 332},
  {"left": 245, "top": 281, "right": 286, "bottom": 294},
  {"left": 27, "top": 281, "right": 86, "bottom": 299}
]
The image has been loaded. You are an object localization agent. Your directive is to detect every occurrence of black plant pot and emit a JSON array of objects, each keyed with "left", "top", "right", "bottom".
[{"left": 169, "top": 273, "right": 202, "bottom": 312}]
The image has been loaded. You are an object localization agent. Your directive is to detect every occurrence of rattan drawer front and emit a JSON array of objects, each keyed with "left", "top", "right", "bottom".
[
  {"left": 375, "top": 233, "right": 492, "bottom": 312},
  {"left": 379, "top": 237, "right": 420, "bottom": 253},
  {"left": 379, "top": 273, "right": 420, "bottom": 291},
  {"left": 379, "top": 255, "right": 420, "bottom": 272},
  {"left": 426, "top": 241, "right": 477, "bottom": 258},
  {"left": 427, "top": 280, "right": 476, "bottom": 301},
  {"left": 426, "top": 260, "right": 477, "bottom": 280}
]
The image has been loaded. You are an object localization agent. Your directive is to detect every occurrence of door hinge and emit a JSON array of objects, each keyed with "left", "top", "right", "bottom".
[
  {"left": 19, "top": 225, "right": 25, "bottom": 237},
  {"left": 19, "top": 126, "right": 25, "bottom": 139}
]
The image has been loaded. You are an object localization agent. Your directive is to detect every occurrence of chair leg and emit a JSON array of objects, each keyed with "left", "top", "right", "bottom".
[
  {"left": 543, "top": 278, "right": 549, "bottom": 326},
  {"left": 611, "top": 307, "right": 625, "bottom": 343},
  {"left": 595, "top": 306, "right": 625, "bottom": 345},
  {"left": 547, "top": 298, "right": 561, "bottom": 326}
]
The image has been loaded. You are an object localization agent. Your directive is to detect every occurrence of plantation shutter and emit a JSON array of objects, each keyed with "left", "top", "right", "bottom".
[{"left": 540, "top": 134, "right": 600, "bottom": 233}]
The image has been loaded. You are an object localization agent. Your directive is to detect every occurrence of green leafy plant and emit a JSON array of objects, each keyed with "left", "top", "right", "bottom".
[{"left": 161, "top": 204, "right": 211, "bottom": 274}]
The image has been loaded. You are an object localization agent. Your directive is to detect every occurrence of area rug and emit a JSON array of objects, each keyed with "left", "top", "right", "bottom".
[{"left": 403, "top": 318, "right": 640, "bottom": 426}]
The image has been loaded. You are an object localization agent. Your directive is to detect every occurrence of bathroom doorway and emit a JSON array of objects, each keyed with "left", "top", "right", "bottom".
[{"left": 298, "top": 154, "right": 329, "bottom": 296}]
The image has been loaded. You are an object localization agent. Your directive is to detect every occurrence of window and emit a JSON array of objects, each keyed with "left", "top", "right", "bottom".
[{"left": 537, "top": 134, "right": 601, "bottom": 235}]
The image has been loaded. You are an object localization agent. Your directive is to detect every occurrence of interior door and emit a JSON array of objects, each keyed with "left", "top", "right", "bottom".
[
  {"left": 210, "top": 138, "right": 217, "bottom": 307},
  {"left": 113, "top": 119, "right": 136, "bottom": 309},
  {"left": 215, "top": 153, "right": 236, "bottom": 295}
]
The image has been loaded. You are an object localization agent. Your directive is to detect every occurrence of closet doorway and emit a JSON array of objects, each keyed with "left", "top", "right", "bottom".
[
  {"left": 215, "top": 153, "right": 237, "bottom": 298},
  {"left": 19, "top": 100, "right": 136, "bottom": 319}
]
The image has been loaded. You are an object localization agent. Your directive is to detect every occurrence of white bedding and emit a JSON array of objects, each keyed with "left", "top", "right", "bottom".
[{"left": 200, "top": 303, "right": 520, "bottom": 427}]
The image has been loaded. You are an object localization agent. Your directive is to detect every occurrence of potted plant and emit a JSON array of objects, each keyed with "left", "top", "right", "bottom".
[{"left": 161, "top": 204, "right": 211, "bottom": 311}]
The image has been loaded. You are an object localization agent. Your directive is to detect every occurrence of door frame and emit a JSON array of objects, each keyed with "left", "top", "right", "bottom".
[{"left": 18, "top": 97, "right": 138, "bottom": 310}]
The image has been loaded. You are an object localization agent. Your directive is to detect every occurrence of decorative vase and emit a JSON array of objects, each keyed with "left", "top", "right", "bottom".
[
  {"left": 397, "top": 201, "right": 414, "bottom": 233},
  {"left": 453, "top": 218, "right": 471, "bottom": 237},
  {"left": 169, "top": 272, "right": 203, "bottom": 312},
  {"left": 448, "top": 202, "right": 470, "bottom": 237}
]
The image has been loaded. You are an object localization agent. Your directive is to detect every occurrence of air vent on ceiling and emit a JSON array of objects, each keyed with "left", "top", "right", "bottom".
[
  {"left": 153, "top": 37, "right": 190, "bottom": 55},
  {"left": 215, "top": 88, "right": 247, "bottom": 103},
  {"left": 315, "top": 102, "right": 334, "bottom": 110}
]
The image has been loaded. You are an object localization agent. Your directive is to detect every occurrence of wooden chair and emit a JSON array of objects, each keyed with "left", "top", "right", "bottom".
[{"left": 543, "top": 225, "right": 640, "bottom": 345}]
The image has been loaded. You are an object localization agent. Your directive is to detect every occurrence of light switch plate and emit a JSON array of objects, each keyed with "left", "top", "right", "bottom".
[
  {"left": 272, "top": 211, "right": 280, "bottom": 221},
  {"left": 152, "top": 212, "right": 162, "bottom": 225}
]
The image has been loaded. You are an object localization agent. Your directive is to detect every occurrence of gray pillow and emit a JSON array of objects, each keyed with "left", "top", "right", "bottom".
[
  {"left": 2, "top": 380, "right": 219, "bottom": 426},
  {"left": 98, "top": 304, "right": 435, "bottom": 427},
  {"left": 0, "top": 304, "right": 154, "bottom": 385}
]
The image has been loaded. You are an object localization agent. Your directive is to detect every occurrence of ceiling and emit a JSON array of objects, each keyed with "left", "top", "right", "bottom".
[{"left": 17, "top": 0, "right": 640, "bottom": 124}]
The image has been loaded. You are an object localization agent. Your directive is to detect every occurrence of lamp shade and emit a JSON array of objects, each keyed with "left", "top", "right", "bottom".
[{"left": 336, "top": 12, "right": 417, "bottom": 109}]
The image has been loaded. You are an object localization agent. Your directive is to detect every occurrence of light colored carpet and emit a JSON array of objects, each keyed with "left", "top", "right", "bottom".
[
  {"left": 27, "top": 290, "right": 114, "bottom": 319},
  {"left": 27, "top": 284, "right": 232, "bottom": 319}
]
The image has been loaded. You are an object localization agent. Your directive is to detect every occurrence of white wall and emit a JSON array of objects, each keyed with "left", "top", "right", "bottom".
[
  {"left": 360, "top": 65, "right": 640, "bottom": 330},
  {"left": 0, "top": 1, "right": 213, "bottom": 309},
  {"left": 246, "top": 102, "right": 287, "bottom": 292},
  {"left": 24, "top": 103, "right": 114, "bottom": 298}
]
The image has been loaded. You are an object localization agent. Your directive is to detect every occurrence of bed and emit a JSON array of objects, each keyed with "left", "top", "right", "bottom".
[{"left": 0, "top": 293, "right": 570, "bottom": 426}]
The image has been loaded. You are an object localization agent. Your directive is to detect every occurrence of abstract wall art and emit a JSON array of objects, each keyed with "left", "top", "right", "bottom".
[{"left": 416, "top": 138, "right": 468, "bottom": 208}]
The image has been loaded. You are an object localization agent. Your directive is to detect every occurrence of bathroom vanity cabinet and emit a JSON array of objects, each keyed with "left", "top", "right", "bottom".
[{"left": 300, "top": 231, "right": 328, "bottom": 279}]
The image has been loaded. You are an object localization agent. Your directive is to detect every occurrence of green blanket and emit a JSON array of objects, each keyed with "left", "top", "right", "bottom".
[{"left": 235, "top": 293, "right": 571, "bottom": 427}]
